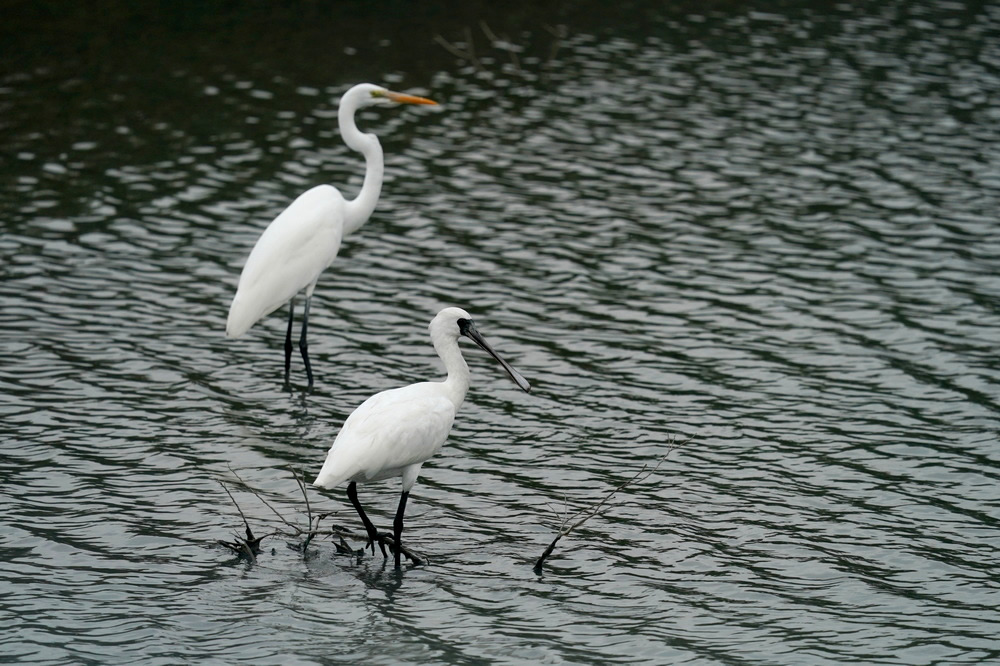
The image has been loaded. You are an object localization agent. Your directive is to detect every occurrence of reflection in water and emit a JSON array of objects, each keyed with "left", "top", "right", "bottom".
[{"left": 2, "top": 1, "right": 1000, "bottom": 663}]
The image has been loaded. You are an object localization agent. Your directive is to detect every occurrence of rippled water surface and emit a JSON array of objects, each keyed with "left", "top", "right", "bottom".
[{"left": 3, "top": 1, "right": 1000, "bottom": 663}]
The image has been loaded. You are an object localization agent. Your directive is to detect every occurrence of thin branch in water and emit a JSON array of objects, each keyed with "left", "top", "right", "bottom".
[
  {"left": 542, "top": 23, "right": 568, "bottom": 72},
  {"left": 464, "top": 26, "right": 477, "bottom": 66},
  {"left": 218, "top": 524, "right": 265, "bottom": 562},
  {"left": 379, "top": 533, "right": 425, "bottom": 566},
  {"left": 219, "top": 479, "right": 251, "bottom": 529},
  {"left": 288, "top": 466, "right": 325, "bottom": 552},
  {"left": 325, "top": 523, "right": 426, "bottom": 566},
  {"left": 220, "top": 466, "right": 330, "bottom": 556},
  {"left": 292, "top": 467, "right": 313, "bottom": 527},
  {"left": 226, "top": 464, "right": 298, "bottom": 532},
  {"left": 334, "top": 535, "right": 353, "bottom": 555},
  {"left": 533, "top": 436, "right": 688, "bottom": 573},
  {"left": 217, "top": 481, "right": 272, "bottom": 561},
  {"left": 434, "top": 33, "right": 483, "bottom": 72},
  {"left": 479, "top": 20, "right": 500, "bottom": 45},
  {"left": 218, "top": 468, "right": 425, "bottom": 565},
  {"left": 479, "top": 21, "right": 521, "bottom": 73}
]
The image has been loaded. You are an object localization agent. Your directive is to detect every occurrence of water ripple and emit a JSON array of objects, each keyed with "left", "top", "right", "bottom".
[{"left": 2, "top": 1, "right": 1000, "bottom": 664}]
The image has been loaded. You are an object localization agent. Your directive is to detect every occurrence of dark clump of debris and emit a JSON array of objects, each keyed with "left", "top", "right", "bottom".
[{"left": 218, "top": 524, "right": 267, "bottom": 562}]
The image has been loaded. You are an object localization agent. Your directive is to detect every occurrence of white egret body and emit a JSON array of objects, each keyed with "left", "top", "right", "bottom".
[
  {"left": 313, "top": 307, "right": 531, "bottom": 568},
  {"left": 226, "top": 83, "right": 437, "bottom": 387}
]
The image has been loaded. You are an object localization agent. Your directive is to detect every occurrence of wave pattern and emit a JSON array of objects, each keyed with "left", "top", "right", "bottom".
[{"left": 2, "top": 1, "right": 999, "bottom": 663}]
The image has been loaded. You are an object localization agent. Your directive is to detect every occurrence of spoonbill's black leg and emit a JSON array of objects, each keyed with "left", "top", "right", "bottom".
[
  {"left": 283, "top": 298, "right": 295, "bottom": 384},
  {"left": 392, "top": 491, "right": 410, "bottom": 569},
  {"left": 347, "top": 482, "right": 385, "bottom": 557},
  {"left": 299, "top": 295, "right": 314, "bottom": 388}
]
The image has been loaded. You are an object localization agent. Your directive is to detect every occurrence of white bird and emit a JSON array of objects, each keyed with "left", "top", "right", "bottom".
[
  {"left": 226, "top": 83, "right": 437, "bottom": 387},
  {"left": 313, "top": 307, "right": 531, "bottom": 568}
]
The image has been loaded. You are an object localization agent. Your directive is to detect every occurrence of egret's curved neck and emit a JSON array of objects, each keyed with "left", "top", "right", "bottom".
[
  {"left": 435, "top": 336, "right": 471, "bottom": 407},
  {"left": 339, "top": 96, "right": 384, "bottom": 236}
]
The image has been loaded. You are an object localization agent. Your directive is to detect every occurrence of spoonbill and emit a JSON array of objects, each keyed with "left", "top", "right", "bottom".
[
  {"left": 313, "top": 307, "right": 531, "bottom": 568},
  {"left": 226, "top": 83, "right": 437, "bottom": 387}
]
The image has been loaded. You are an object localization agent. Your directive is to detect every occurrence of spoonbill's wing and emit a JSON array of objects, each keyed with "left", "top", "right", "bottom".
[{"left": 314, "top": 383, "right": 457, "bottom": 488}]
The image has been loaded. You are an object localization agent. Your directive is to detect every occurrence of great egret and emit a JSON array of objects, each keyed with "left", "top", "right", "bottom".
[
  {"left": 313, "top": 307, "right": 531, "bottom": 568},
  {"left": 226, "top": 83, "right": 437, "bottom": 387}
]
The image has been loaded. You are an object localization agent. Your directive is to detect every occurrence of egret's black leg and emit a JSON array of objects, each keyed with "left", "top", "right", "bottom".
[
  {"left": 392, "top": 491, "right": 410, "bottom": 569},
  {"left": 283, "top": 298, "right": 295, "bottom": 384},
  {"left": 299, "top": 295, "right": 314, "bottom": 388},
  {"left": 347, "top": 482, "right": 386, "bottom": 558}
]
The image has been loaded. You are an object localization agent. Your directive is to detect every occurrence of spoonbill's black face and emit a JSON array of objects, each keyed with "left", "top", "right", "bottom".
[{"left": 458, "top": 318, "right": 531, "bottom": 393}]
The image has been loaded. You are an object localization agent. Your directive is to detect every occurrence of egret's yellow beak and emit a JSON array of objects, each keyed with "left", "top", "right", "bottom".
[{"left": 384, "top": 90, "right": 437, "bottom": 105}]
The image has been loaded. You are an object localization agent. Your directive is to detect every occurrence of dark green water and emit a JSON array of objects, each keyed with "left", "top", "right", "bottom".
[{"left": 2, "top": 1, "right": 999, "bottom": 663}]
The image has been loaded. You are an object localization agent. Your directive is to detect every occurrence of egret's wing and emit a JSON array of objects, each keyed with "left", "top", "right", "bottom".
[
  {"left": 314, "top": 384, "right": 456, "bottom": 488},
  {"left": 227, "top": 185, "right": 346, "bottom": 337}
]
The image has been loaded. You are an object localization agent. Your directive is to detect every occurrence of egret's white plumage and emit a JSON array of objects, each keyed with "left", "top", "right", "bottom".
[
  {"left": 226, "top": 83, "right": 437, "bottom": 386},
  {"left": 226, "top": 185, "right": 346, "bottom": 338},
  {"left": 313, "top": 307, "right": 531, "bottom": 568}
]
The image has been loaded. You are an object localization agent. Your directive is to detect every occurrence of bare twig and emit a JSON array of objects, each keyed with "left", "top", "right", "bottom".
[
  {"left": 479, "top": 21, "right": 521, "bottom": 73},
  {"left": 292, "top": 468, "right": 313, "bottom": 527},
  {"left": 542, "top": 23, "right": 568, "bottom": 72},
  {"left": 380, "top": 534, "right": 426, "bottom": 566},
  {"left": 218, "top": 464, "right": 428, "bottom": 568},
  {"left": 435, "top": 22, "right": 566, "bottom": 81},
  {"left": 464, "top": 26, "right": 476, "bottom": 66},
  {"left": 226, "top": 464, "right": 298, "bottom": 532},
  {"left": 533, "top": 437, "right": 687, "bottom": 572},
  {"left": 217, "top": 481, "right": 275, "bottom": 561},
  {"left": 220, "top": 466, "right": 331, "bottom": 555},
  {"left": 434, "top": 32, "right": 483, "bottom": 72},
  {"left": 325, "top": 522, "right": 426, "bottom": 565},
  {"left": 334, "top": 534, "right": 354, "bottom": 555},
  {"left": 289, "top": 467, "right": 328, "bottom": 552},
  {"left": 479, "top": 20, "right": 500, "bottom": 45},
  {"left": 507, "top": 45, "right": 521, "bottom": 73},
  {"left": 219, "top": 480, "right": 251, "bottom": 530}
]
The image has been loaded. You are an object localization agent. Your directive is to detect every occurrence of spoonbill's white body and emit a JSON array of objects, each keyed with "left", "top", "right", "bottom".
[
  {"left": 313, "top": 307, "right": 531, "bottom": 568},
  {"left": 226, "top": 83, "right": 437, "bottom": 387}
]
